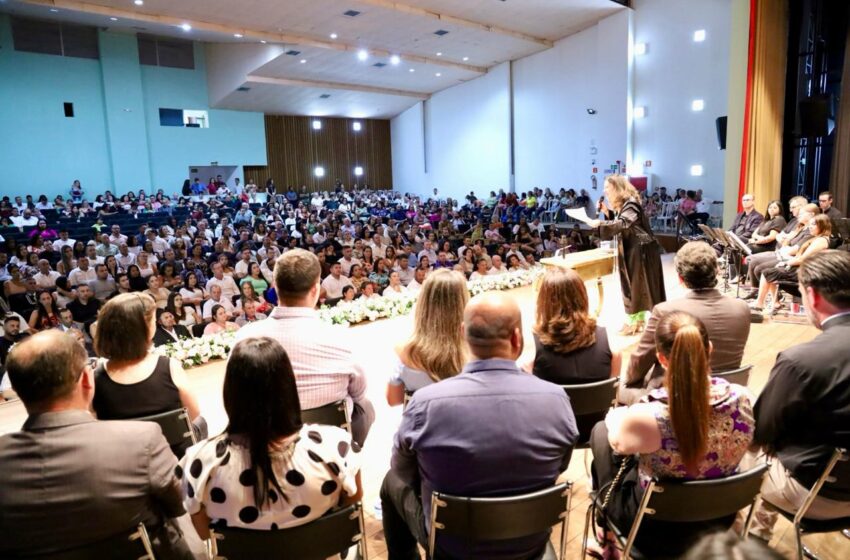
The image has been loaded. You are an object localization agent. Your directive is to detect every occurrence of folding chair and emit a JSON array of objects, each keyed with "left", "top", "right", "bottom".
[
  {"left": 768, "top": 448, "right": 850, "bottom": 560},
  {"left": 429, "top": 483, "right": 572, "bottom": 559},
  {"left": 561, "top": 378, "right": 618, "bottom": 447},
  {"left": 584, "top": 464, "right": 770, "bottom": 560},
  {"left": 301, "top": 399, "right": 351, "bottom": 433},
  {"left": 210, "top": 503, "right": 367, "bottom": 560},
  {"left": 9, "top": 523, "right": 156, "bottom": 560},
  {"left": 135, "top": 407, "right": 197, "bottom": 458},
  {"left": 711, "top": 364, "right": 754, "bottom": 387}
]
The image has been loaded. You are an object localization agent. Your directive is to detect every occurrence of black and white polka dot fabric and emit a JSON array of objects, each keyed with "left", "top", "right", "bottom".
[{"left": 177, "top": 424, "right": 360, "bottom": 530}]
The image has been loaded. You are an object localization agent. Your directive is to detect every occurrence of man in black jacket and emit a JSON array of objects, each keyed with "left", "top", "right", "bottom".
[
  {"left": 747, "top": 250, "right": 850, "bottom": 539},
  {"left": 152, "top": 310, "right": 191, "bottom": 347}
]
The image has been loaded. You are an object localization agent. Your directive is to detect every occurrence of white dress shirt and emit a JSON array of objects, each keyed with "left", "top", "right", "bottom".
[
  {"left": 206, "top": 275, "right": 240, "bottom": 300},
  {"left": 321, "top": 274, "right": 353, "bottom": 299},
  {"left": 68, "top": 267, "right": 97, "bottom": 287},
  {"left": 202, "top": 297, "right": 236, "bottom": 319}
]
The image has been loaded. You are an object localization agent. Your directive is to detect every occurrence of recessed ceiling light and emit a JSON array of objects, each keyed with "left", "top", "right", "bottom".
[
  {"left": 690, "top": 164, "right": 704, "bottom": 176},
  {"left": 436, "top": 52, "right": 442, "bottom": 56},
  {"left": 300, "top": 59, "right": 307, "bottom": 64},
  {"left": 691, "top": 99, "right": 705, "bottom": 111},
  {"left": 260, "top": 40, "right": 267, "bottom": 44},
  {"left": 435, "top": 72, "right": 442, "bottom": 77},
  {"left": 312, "top": 120, "right": 322, "bottom": 130},
  {"left": 634, "top": 42, "right": 647, "bottom": 55},
  {"left": 352, "top": 121, "right": 362, "bottom": 131},
  {"left": 693, "top": 29, "right": 706, "bottom": 42},
  {"left": 234, "top": 33, "right": 243, "bottom": 38},
  {"left": 409, "top": 68, "right": 415, "bottom": 73},
  {"left": 180, "top": 23, "right": 191, "bottom": 32},
  {"left": 390, "top": 55, "right": 401, "bottom": 65},
  {"left": 330, "top": 33, "right": 338, "bottom": 39},
  {"left": 49, "top": 8, "right": 59, "bottom": 12},
  {"left": 110, "top": 17, "right": 118, "bottom": 21},
  {"left": 633, "top": 106, "right": 646, "bottom": 118},
  {"left": 462, "top": 56, "right": 469, "bottom": 61},
  {"left": 134, "top": 0, "right": 143, "bottom": 5},
  {"left": 357, "top": 49, "right": 369, "bottom": 61}
]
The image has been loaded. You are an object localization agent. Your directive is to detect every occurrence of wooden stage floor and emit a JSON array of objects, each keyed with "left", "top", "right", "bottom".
[{"left": 0, "top": 255, "right": 846, "bottom": 559}]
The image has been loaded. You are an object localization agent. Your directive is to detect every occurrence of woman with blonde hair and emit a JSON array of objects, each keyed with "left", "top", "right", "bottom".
[
  {"left": 386, "top": 269, "right": 468, "bottom": 406},
  {"left": 589, "top": 311, "right": 754, "bottom": 557},
  {"left": 92, "top": 293, "right": 202, "bottom": 456},
  {"left": 524, "top": 268, "right": 621, "bottom": 441},
  {"left": 589, "top": 175, "right": 666, "bottom": 334}
]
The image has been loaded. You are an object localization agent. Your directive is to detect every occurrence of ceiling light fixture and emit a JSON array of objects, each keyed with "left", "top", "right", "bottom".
[
  {"left": 49, "top": 8, "right": 59, "bottom": 12},
  {"left": 390, "top": 55, "right": 401, "bottom": 65},
  {"left": 314, "top": 166, "right": 325, "bottom": 177},
  {"left": 180, "top": 23, "right": 191, "bottom": 32},
  {"left": 260, "top": 40, "right": 267, "bottom": 44},
  {"left": 409, "top": 68, "right": 415, "bottom": 73},
  {"left": 357, "top": 49, "right": 369, "bottom": 61},
  {"left": 634, "top": 42, "right": 647, "bottom": 55},
  {"left": 435, "top": 72, "right": 442, "bottom": 77},
  {"left": 690, "top": 164, "right": 704, "bottom": 176},
  {"left": 354, "top": 166, "right": 364, "bottom": 176},
  {"left": 436, "top": 52, "right": 442, "bottom": 56},
  {"left": 633, "top": 106, "right": 646, "bottom": 118},
  {"left": 693, "top": 29, "right": 706, "bottom": 42},
  {"left": 312, "top": 119, "right": 322, "bottom": 130},
  {"left": 300, "top": 59, "right": 307, "bottom": 64},
  {"left": 330, "top": 33, "right": 338, "bottom": 39},
  {"left": 352, "top": 121, "right": 362, "bottom": 131},
  {"left": 234, "top": 33, "right": 243, "bottom": 38},
  {"left": 110, "top": 16, "right": 118, "bottom": 21},
  {"left": 462, "top": 56, "right": 469, "bottom": 61},
  {"left": 134, "top": 0, "right": 143, "bottom": 5},
  {"left": 691, "top": 99, "right": 705, "bottom": 111}
]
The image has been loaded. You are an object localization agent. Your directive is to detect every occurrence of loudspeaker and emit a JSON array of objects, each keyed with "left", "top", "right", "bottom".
[
  {"left": 798, "top": 95, "right": 832, "bottom": 137},
  {"left": 716, "top": 116, "right": 727, "bottom": 150}
]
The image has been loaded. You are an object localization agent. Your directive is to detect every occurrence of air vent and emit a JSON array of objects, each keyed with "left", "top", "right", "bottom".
[
  {"left": 237, "top": 86, "right": 251, "bottom": 91},
  {"left": 434, "top": 29, "right": 449, "bottom": 36},
  {"left": 319, "top": 94, "right": 331, "bottom": 99},
  {"left": 343, "top": 10, "right": 361, "bottom": 17},
  {"left": 285, "top": 49, "right": 301, "bottom": 56},
  {"left": 373, "top": 62, "right": 386, "bottom": 67}
]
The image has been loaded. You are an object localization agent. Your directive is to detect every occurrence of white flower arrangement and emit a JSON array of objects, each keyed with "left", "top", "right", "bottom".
[
  {"left": 154, "top": 331, "right": 237, "bottom": 369},
  {"left": 318, "top": 265, "right": 545, "bottom": 327}
]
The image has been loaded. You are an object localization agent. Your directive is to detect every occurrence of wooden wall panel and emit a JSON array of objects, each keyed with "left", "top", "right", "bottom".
[{"left": 251, "top": 115, "right": 392, "bottom": 193}]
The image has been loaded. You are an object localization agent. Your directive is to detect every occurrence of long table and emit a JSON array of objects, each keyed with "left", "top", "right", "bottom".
[{"left": 540, "top": 248, "right": 617, "bottom": 317}]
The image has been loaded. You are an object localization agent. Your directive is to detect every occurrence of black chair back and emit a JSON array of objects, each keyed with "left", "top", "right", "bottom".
[
  {"left": 561, "top": 378, "right": 618, "bottom": 416},
  {"left": 711, "top": 364, "right": 753, "bottom": 387},
  {"left": 301, "top": 400, "right": 350, "bottom": 432},
  {"left": 135, "top": 407, "right": 196, "bottom": 457},
  {"left": 645, "top": 464, "right": 769, "bottom": 523},
  {"left": 9, "top": 523, "right": 155, "bottom": 560},
  {"left": 211, "top": 504, "right": 364, "bottom": 560},
  {"left": 430, "top": 483, "right": 571, "bottom": 559}
]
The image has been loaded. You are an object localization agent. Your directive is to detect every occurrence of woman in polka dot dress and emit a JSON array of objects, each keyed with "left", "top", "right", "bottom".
[{"left": 177, "top": 337, "right": 362, "bottom": 538}]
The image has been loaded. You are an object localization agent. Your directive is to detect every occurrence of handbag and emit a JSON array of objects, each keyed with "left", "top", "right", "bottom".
[{"left": 589, "top": 454, "right": 638, "bottom": 552}]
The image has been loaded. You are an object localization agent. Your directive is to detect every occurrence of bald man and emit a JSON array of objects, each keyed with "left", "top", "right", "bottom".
[
  {"left": 381, "top": 292, "right": 578, "bottom": 559},
  {"left": 0, "top": 331, "right": 192, "bottom": 559}
]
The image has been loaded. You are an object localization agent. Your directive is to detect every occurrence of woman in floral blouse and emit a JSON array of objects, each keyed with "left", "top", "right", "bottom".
[{"left": 590, "top": 311, "right": 754, "bottom": 557}]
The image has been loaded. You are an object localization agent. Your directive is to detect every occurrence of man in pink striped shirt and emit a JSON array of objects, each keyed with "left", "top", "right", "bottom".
[{"left": 234, "top": 249, "right": 375, "bottom": 445}]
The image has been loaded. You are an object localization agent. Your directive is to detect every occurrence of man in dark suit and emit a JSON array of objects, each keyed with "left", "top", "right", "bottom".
[
  {"left": 153, "top": 309, "right": 191, "bottom": 347},
  {"left": 0, "top": 331, "right": 192, "bottom": 558},
  {"left": 745, "top": 250, "right": 850, "bottom": 539},
  {"left": 619, "top": 241, "right": 751, "bottom": 404}
]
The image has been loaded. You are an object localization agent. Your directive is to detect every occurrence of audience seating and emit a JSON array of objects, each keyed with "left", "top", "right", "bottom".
[
  {"left": 135, "top": 407, "right": 197, "bottom": 458},
  {"left": 561, "top": 378, "right": 618, "bottom": 447},
  {"left": 428, "top": 482, "right": 573, "bottom": 560},
  {"left": 583, "top": 463, "right": 770, "bottom": 560},
  {"left": 6, "top": 523, "right": 156, "bottom": 560},
  {"left": 711, "top": 364, "right": 754, "bottom": 387},
  {"left": 301, "top": 400, "right": 351, "bottom": 433},
  {"left": 210, "top": 503, "right": 367, "bottom": 560},
  {"left": 768, "top": 448, "right": 850, "bottom": 560}
]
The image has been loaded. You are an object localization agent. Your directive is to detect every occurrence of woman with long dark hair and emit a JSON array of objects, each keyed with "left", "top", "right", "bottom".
[
  {"left": 589, "top": 312, "right": 754, "bottom": 557},
  {"left": 589, "top": 175, "right": 666, "bottom": 335},
  {"left": 179, "top": 337, "right": 361, "bottom": 538},
  {"left": 28, "top": 290, "right": 59, "bottom": 332},
  {"left": 126, "top": 264, "right": 148, "bottom": 292}
]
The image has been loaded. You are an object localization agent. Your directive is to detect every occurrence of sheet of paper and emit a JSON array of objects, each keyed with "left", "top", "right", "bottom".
[{"left": 565, "top": 208, "right": 594, "bottom": 225}]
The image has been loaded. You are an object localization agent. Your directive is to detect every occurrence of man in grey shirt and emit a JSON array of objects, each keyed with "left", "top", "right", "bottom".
[
  {"left": 88, "top": 263, "right": 116, "bottom": 302},
  {"left": 0, "top": 331, "right": 191, "bottom": 558},
  {"left": 381, "top": 292, "right": 578, "bottom": 559}
]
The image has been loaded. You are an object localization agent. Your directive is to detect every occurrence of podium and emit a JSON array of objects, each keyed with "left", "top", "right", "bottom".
[{"left": 540, "top": 248, "right": 616, "bottom": 317}]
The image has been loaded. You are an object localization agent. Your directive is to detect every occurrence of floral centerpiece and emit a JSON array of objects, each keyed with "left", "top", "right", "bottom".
[
  {"left": 154, "top": 331, "right": 237, "bottom": 369},
  {"left": 466, "top": 266, "right": 545, "bottom": 297}
]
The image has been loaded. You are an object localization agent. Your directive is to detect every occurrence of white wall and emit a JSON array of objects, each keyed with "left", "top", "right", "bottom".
[
  {"left": 513, "top": 10, "right": 631, "bottom": 194},
  {"left": 631, "top": 0, "right": 732, "bottom": 202},
  {"left": 391, "top": 63, "right": 511, "bottom": 200}
]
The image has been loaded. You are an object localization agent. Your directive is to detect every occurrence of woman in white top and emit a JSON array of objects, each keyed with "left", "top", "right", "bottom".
[
  {"left": 179, "top": 271, "right": 207, "bottom": 317},
  {"left": 468, "top": 257, "right": 490, "bottom": 281},
  {"left": 382, "top": 271, "right": 409, "bottom": 298},
  {"left": 136, "top": 251, "right": 157, "bottom": 278},
  {"left": 179, "top": 338, "right": 361, "bottom": 537},
  {"left": 386, "top": 269, "right": 469, "bottom": 406}
]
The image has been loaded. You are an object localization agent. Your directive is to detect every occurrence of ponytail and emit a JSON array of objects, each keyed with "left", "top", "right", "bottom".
[{"left": 666, "top": 325, "right": 710, "bottom": 472}]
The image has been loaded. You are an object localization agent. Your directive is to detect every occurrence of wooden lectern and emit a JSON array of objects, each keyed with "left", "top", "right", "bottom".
[{"left": 540, "top": 248, "right": 616, "bottom": 317}]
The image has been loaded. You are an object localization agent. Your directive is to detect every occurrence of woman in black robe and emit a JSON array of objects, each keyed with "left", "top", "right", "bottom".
[{"left": 590, "top": 175, "right": 666, "bottom": 335}]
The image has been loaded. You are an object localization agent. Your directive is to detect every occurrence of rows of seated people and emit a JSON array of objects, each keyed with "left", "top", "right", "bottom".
[
  {"left": 0, "top": 184, "right": 597, "bottom": 373},
  {"left": 0, "top": 182, "right": 848, "bottom": 559}
]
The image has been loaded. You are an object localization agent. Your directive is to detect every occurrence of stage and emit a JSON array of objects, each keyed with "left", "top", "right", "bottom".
[{"left": 1, "top": 257, "right": 844, "bottom": 559}]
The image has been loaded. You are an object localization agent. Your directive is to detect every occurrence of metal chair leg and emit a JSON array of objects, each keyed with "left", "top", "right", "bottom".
[
  {"left": 581, "top": 501, "right": 594, "bottom": 558},
  {"left": 802, "top": 544, "right": 822, "bottom": 560},
  {"left": 843, "top": 529, "right": 850, "bottom": 540}
]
